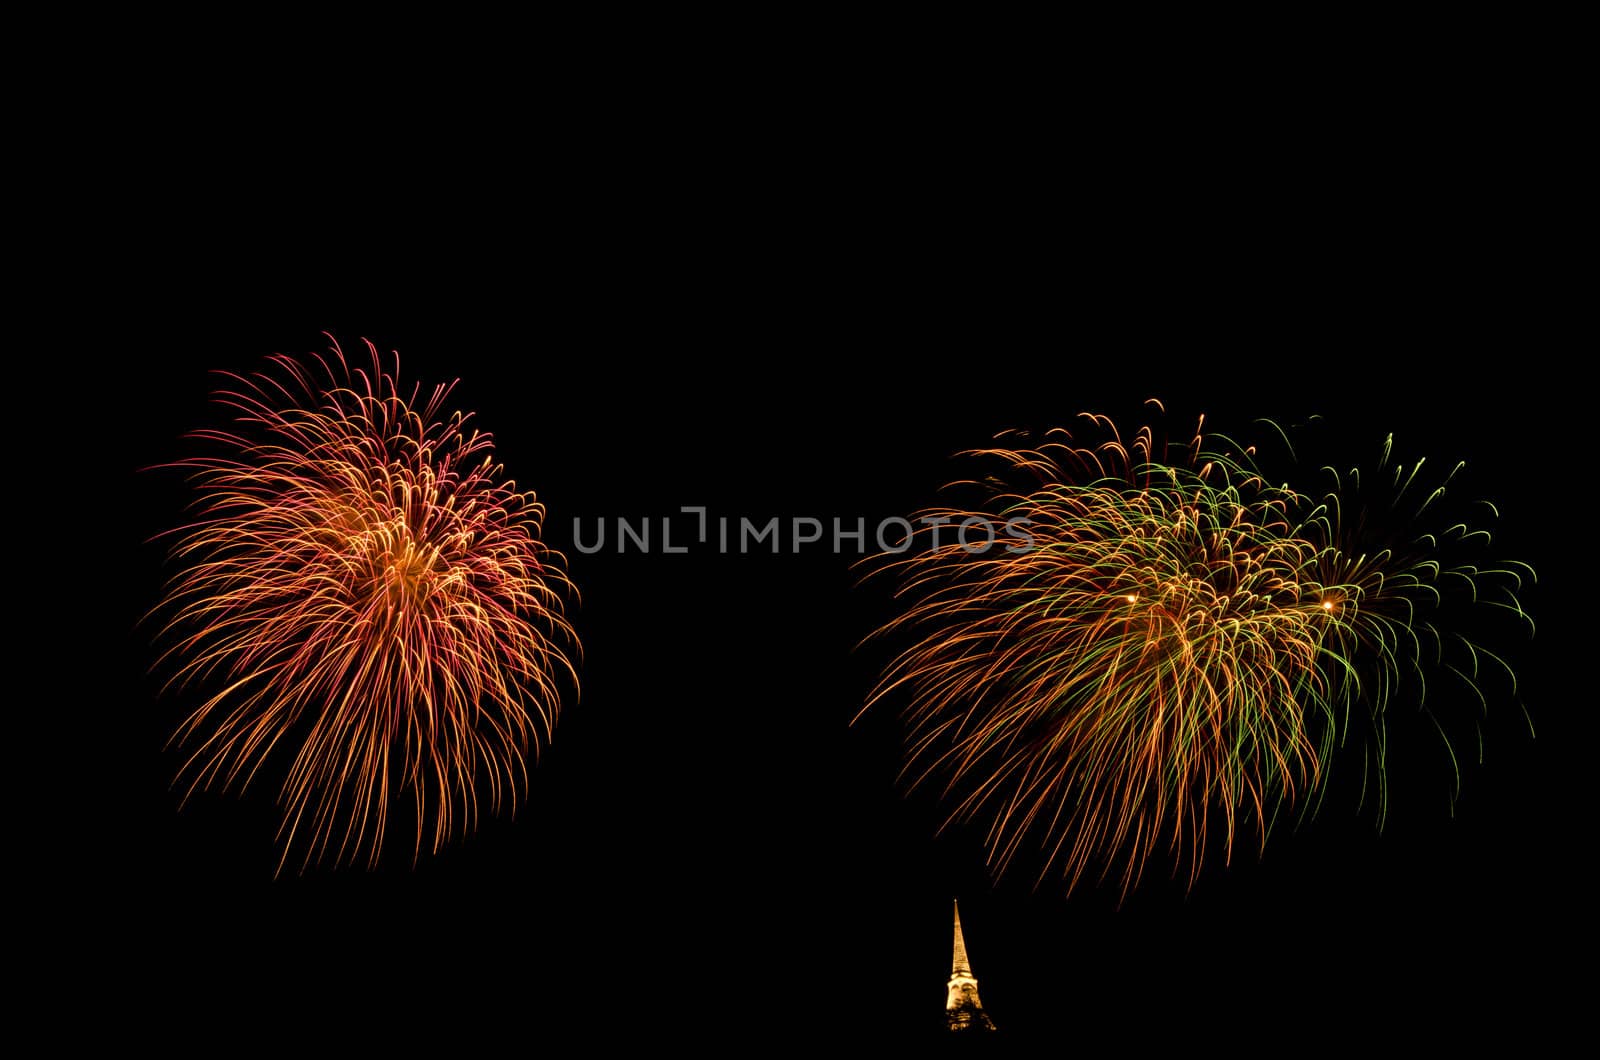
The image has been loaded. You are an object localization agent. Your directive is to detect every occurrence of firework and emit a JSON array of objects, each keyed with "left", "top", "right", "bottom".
[
  {"left": 860, "top": 402, "right": 1531, "bottom": 896},
  {"left": 152, "top": 337, "right": 578, "bottom": 873},
  {"left": 1295, "top": 429, "right": 1536, "bottom": 824}
]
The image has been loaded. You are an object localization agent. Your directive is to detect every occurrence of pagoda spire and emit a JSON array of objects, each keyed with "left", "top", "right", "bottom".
[
  {"left": 952, "top": 899, "right": 972, "bottom": 977},
  {"left": 945, "top": 899, "right": 996, "bottom": 1032}
]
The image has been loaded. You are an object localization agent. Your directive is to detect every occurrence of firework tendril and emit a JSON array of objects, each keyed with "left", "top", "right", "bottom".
[{"left": 153, "top": 338, "right": 578, "bottom": 873}]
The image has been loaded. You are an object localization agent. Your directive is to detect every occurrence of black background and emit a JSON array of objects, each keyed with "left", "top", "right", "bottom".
[{"left": 93, "top": 144, "right": 1573, "bottom": 1046}]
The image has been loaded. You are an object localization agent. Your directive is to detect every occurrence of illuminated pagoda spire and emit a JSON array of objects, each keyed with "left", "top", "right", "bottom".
[{"left": 946, "top": 899, "right": 996, "bottom": 1032}]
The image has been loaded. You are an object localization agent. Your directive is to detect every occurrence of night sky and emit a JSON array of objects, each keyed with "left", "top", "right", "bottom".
[{"left": 101, "top": 219, "right": 1570, "bottom": 1045}]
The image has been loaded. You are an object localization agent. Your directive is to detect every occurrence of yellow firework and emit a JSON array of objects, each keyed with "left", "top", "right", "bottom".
[{"left": 863, "top": 408, "right": 1367, "bottom": 895}]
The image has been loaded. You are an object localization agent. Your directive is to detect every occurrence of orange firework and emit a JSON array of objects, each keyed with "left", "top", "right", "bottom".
[
  {"left": 152, "top": 337, "right": 578, "bottom": 873},
  {"left": 861, "top": 406, "right": 1350, "bottom": 896}
]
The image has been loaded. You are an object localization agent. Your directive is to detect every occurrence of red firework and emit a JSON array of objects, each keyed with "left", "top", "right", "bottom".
[{"left": 152, "top": 337, "right": 578, "bottom": 872}]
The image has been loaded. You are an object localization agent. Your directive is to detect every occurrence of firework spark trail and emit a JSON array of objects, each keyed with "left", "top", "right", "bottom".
[
  {"left": 860, "top": 403, "right": 1530, "bottom": 897},
  {"left": 152, "top": 337, "right": 578, "bottom": 873},
  {"left": 1296, "top": 430, "right": 1537, "bottom": 825}
]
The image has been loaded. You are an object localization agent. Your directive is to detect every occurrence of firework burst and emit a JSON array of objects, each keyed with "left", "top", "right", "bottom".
[
  {"left": 152, "top": 337, "right": 578, "bottom": 873},
  {"left": 860, "top": 402, "right": 1531, "bottom": 896}
]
